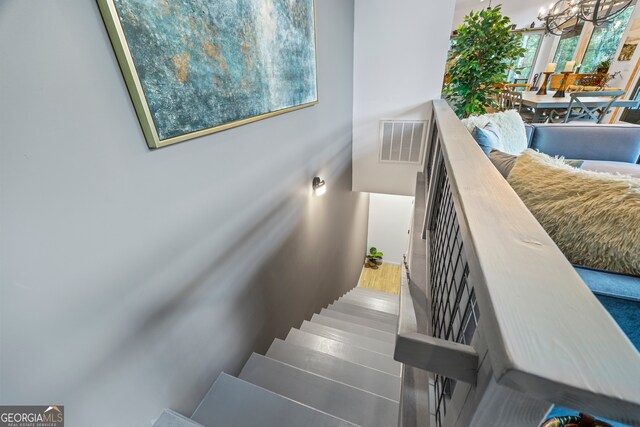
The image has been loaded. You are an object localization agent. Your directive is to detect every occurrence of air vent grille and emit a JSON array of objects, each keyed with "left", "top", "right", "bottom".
[{"left": 379, "top": 120, "right": 427, "bottom": 164}]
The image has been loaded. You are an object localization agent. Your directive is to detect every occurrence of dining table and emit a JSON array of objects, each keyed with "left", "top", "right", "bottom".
[{"left": 519, "top": 91, "right": 640, "bottom": 123}]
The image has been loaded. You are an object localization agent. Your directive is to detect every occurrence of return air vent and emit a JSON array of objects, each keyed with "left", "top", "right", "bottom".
[{"left": 379, "top": 120, "right": 427, "bottom": 164}]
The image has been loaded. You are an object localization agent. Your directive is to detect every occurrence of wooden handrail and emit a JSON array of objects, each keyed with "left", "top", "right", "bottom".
[{"left": 425, "top": 99, "right": 640, "bottom": 424}]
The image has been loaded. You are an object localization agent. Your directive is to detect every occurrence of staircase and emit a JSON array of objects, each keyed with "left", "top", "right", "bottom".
[{"left": 154, "top": 287, "right": 402, "bottom": 427}]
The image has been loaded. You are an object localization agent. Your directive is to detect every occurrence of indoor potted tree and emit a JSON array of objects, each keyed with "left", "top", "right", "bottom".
[
  {"left": 365, "top": 247, "right": 384, "bottom": 269},
  {"left": 443, "top": 6, "right": 526, "bottom": 118}
]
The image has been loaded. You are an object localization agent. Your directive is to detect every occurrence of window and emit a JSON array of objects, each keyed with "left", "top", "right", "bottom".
[
  {"left": 507, "top": 32, "right": 543, "bottom": 83},
  {"left": 552, "top": 23, "right": 584, "bottom": 73},
  {"left": 581, "top": 6, "right": 635, "bottom": 72}
]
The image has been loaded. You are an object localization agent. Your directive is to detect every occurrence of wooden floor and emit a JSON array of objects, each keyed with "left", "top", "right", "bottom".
[{"left": 357, "top": 262, "right": 401, "bottom": 295}]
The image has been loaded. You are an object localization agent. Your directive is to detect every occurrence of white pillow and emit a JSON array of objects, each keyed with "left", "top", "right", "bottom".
[{"left": 462, "top": 110, "right": 528, "bottom": 155}]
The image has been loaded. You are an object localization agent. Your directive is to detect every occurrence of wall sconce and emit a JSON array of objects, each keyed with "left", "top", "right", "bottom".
[{"left": 312, "top": 177, "right": 326, "bottom": 196}]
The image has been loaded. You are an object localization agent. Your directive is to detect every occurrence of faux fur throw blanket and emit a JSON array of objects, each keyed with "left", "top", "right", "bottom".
[{"left": 508, "top": 150, "right": 640, "bottom": 277}]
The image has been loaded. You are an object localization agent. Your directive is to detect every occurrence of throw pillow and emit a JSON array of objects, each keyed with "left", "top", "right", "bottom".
[
  {"left": 581, "top": 160, "right": 640, "bottom": 179},
  {"left": 472, "top": 122, "right": 500, "bottom": 156},
  {"left": 489, "top": 149, "right": 517, "bottom": 178},
  {"left": 489, "top": 149, "right": 583, "bottom": 179},
  {"left": 462, "top": 110, "right": 528, "bottom": 155},
  {"left": 508, "top": 149, "right": 640, "bottom": 277}
]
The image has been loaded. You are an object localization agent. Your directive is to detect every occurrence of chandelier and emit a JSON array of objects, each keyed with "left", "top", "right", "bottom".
[
  {"left": 579, "top": 0, "right": 634, "bottom": 25},
  {"left": 538, "top": 0, "right": 581, "bottom": 35},
  {"left": 538, "top": 0, "right": 634, "bottom": 34}
]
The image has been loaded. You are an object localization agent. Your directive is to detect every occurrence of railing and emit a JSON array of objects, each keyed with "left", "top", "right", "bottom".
[{"left": 395, "top": 99, "right": 640, "bottom": 427}]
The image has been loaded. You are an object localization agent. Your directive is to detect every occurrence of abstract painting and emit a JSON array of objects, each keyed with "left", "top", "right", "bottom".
[{"left": 98, "top": 0, "right": 318, "bottom": 148}]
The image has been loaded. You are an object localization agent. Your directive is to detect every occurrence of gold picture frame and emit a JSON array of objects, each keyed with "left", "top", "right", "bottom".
[{"left": 97, "top": 0, "right": 319, "bottom": 149}]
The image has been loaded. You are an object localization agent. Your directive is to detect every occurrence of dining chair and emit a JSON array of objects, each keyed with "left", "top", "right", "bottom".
[
  {"left": 496, "top": 90, "right": 521, "bottom": 111},
  {"left": 498, "top": 90, "right": 536, "bottom": 122},
  {"left": 549, "top": 90, "right": 626, "bottom": 124},
  {"left": 505, "top": 83, "right": 531, "bottom": 92}
]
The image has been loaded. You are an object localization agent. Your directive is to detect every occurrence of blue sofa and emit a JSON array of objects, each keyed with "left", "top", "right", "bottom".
[
  {"left": 526, "top": 123, "right": 640, "bottom": 163},
  {"left": 524, "top": 123, "right": 640, "bottom": 346},
  {"left": 525, "top": 123, "right": 640, "bottom": 427}
]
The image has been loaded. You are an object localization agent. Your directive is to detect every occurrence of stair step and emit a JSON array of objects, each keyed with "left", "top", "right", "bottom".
[
  {"left": 345, "top": 293, "right": 398, "bottom": 309},
  {"left": 339, "top": 294, "right": 399, "bottom": 315},
  {"left": 311, "top": 314, "right": 396, "bottom": 343},
  {"left": 267, "top": 339, "right": 401, "bottom": 401},
  {"left": 349, "top": 287, "right": 398, "bottom": 302},
  {"left": 343, "top": 288, "right": 400, "bottom": 305},
  {"left": 300, "top": 321, "right": 394, "bottom": 356},
  {"left": 329, "top": 301, "right": 398, "bottom": 325},
  {"left": 320, "top": 308, "right": 396, "bottom": 333},
  {"left": 285, "top": 328, "right": 401, "bottom": 376},
  {"left": 153, "top": 409, "right": 204, "bottom": 427},
  {"left": 239, "top": 354, "right": 399, "bottom": 427},
  {"left": 192, "top": 373, "right": 356, "bottom": 427}
]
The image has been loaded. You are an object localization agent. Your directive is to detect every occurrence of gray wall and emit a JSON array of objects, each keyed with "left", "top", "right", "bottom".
[{"left": 0, "top": 1, "right": 367, "bottom": 425}]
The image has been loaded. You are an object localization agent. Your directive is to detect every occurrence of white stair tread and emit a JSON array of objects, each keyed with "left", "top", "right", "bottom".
[
  {"left": 239, "top": 354, "right": 399, "bottom": 427},
  {"left": 329, "top": 301, "right": 398, "bottom": 325},
  {"left": 320, "top": 308, "right": 396, "bottom": 333},
  {"left": 349, "top": 287, "right": 398, "bottom": 302},
  {"left": 192, "top": 373, "right": 356, "bottom": 427},
  {"left": 300, "top": 320, "right": 394, "bottom": 356},
  {"left": 311, "top": 313, "right": 395, "bottom": 343},
  {"left": 267, "top": 339, "right": 401, "bottom": 401},
  {"left": 153, "top": 409, "right": 204, "bottom": 427},
  {"left": 339, "top": 294, "right": 399, "bottom": 315},
  {"left": 343, "top": 289, "right": 399, "bottom": 305},
  {"left": 285, "top": 328, "right": 401, "bottom": 376}
]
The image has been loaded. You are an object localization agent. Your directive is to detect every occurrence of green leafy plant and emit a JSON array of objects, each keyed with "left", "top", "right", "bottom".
[
  {"left": 443, "top": 6, "right": 526, "bottom": 118},
  {"left": 365, "top": 247, "right": 383, "bottom": 269},
  {"left": 595, "top": 59, "right": 612, "bottom": 74},
  {"left": 597, "top": 70, "right": 622, "bottom": 88}
]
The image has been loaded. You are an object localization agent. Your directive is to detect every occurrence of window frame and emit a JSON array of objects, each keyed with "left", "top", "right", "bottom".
[
  {"left": 551, "top": 23, "right": 585, "bottom": 73},
  {"left": 507, "top": 29, "right": 545, "bottom": 83}
]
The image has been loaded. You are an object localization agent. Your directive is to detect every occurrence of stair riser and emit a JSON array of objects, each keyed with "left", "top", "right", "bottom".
[
  {"left": 285, "top": 328, "right": 401, "bottom": 376},
  {"left": 301, "top": 321, "right": 395, "bottom": 356},
  {"left": 311, "top": 313, "right": 396, "bottom": 343},
  {"left": 340, "top": 294, "right": 399, "bottom": 315},
  {"left": 329, "top": 301, "right": 398, "bottom": 325},
  {"left": 239, "top": 354, "right": 399, "bottom": 427},
  {"left": 266, "top": 339, "right": 401, "bottom": 401},
  {"left": 349, "top": 288, "right": 398, "bottom": 302},
  {"left": 320, "top": 308, "right": 397, "bottom": 333},
  {"left": 192, "top": 373, "right": 356, "bottom": 427}
]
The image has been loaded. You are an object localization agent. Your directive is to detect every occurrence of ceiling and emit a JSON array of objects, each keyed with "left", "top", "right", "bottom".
[{"left": 452, "top": 0, "right": 552, "bottom": 30}]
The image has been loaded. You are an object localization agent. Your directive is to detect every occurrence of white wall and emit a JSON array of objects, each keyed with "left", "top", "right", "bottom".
[
  {"left": 0, "top": 1, "right": 368, "bottom": 426},
  {"left": 367, "top": 194, "right": 414, "bottom": 265},
  {"left": 352, "top": 0, "right": 455, "bottom": 196}
]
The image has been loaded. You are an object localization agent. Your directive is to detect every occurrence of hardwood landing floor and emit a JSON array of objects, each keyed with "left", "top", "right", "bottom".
[{"left": 357, "top": 262, "right": 401, "bottom": 295}]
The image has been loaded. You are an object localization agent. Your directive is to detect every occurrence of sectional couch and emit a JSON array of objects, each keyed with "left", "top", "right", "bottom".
[{"left": 523, "top": 123, "right": 639, "bottom": 348}]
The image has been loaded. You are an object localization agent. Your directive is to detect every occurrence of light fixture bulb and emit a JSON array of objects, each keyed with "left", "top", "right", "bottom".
[{"left": 312, "top": 177, "right": 326, "bottom": 196}]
